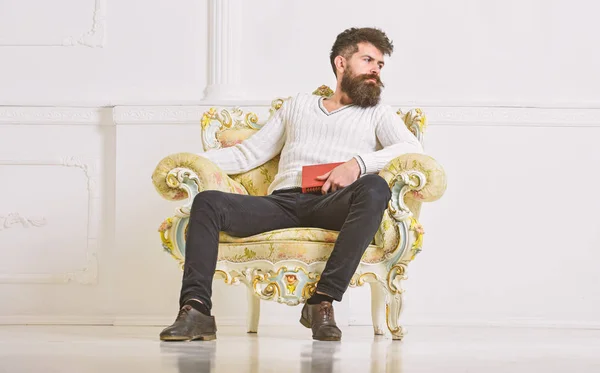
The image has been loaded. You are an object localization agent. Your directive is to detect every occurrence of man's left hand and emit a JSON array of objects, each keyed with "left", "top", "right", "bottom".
[{"left": 316, "top": 159, "right": 361, "bottom": 194}]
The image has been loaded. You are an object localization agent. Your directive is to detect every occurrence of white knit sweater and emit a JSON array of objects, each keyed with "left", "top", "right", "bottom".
[{"left": 201, "top": 93, "right": 424, "bottom": 194}]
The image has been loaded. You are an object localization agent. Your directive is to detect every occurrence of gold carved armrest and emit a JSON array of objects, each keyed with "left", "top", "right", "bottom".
[
  {"left": 372, "top": 153, "right": 447, "bottom": 263},
  {"left": 152, "top": 152, "right": 248, "bottom": 213},
  {"left": 379, "top": 153, "right": 447, "bottom": 221}
]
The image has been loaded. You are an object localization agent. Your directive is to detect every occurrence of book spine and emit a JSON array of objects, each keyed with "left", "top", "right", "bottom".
[{"left": 304, "top": 187, "right": 322, "bottom": 193}]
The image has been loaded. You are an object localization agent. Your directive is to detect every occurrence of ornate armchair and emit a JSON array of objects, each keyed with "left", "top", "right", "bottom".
[{"left": 153, "top": 86, "right": 447, "bottom": 340}]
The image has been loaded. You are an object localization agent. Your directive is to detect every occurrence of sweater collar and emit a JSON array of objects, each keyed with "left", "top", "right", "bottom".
[{"left": 317, "top": 97, "right": 354, "bottom": 116}]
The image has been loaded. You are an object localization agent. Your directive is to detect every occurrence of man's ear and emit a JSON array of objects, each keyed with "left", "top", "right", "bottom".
[{"left": 334, "top": 55, "right": 346, "bottom": 75}]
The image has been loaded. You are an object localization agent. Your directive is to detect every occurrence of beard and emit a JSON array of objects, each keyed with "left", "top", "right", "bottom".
[{"left": 340, "top": 67, "right": 384, "bottom": 108}]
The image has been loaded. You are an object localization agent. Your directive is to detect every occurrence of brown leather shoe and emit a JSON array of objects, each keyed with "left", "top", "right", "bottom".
[
  {"left": 160, "top": 305, "right": 217, "bottom": 341},
  {"left": 300, "top": 301, "right": 342, "bottom": 341}
]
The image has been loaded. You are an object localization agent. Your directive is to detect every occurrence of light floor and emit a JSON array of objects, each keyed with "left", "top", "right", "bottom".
[{"left": 0, "top": 324, "right": 599, "bottom": 373}]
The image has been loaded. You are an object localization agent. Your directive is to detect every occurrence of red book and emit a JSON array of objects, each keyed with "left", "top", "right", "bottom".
[{"left": 301, "top": 162, "right": 344, "bottom": 193}]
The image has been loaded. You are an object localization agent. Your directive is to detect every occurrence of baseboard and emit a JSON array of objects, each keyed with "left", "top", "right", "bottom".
[
  {"left": 113, "top": 316, "right": 316, "bottom": 327},
  {"left": 349, "top": 317, "right": 600, "bottom": 330},
  {"left": 0, "top": 315, "right": 114, "bottom": 326},
  {"left": 112, "top": 316, "right": 251, "bottom": 326},
  {"left": 3, "top": 315, "right": 600, "bottom": 330},
  {"left": 0, "top": 315, "right": 302, "bottom": 327}
]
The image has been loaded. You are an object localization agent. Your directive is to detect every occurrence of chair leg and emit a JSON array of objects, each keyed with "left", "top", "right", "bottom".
[
  {"left": 386, "top": 290, "right": 406, "bottom": 340},
  {"left": 369, "top": 282, "right": 387, "bottom": 336},
  {"left": 247, "top": 286, "right": 260, "bottom": 333}
]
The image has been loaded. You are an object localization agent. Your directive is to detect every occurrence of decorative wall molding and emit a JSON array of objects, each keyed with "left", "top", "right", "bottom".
[
  {"left": 0, "top": 253, "right": 98, "bottom": 285},
  {"left": 113, "top": 105, "right": 600, "bottom": 127},
  {"left": 68, "top": 0, "right": 107, "bottom": 48},
  {"left": 0, "top": 107, "right": 108, "bottom": 125},
  {"left": 0, "top": 213, "right": 47, "bottom": 231},
  {"left": 422, "top": 106, "right": 600, "bottom": 127},
  {"left": 2, "top": 105, "right": 599, "bottom": 127},
  {"left": 0, "top": 0, "right": 106, "bottom": 47},
  {"left": 60, "top": 156, "right": 99, "bottom": 198},
  {"left": 113, "top": 104, "right": 275, "bottom": 125},
  {"left": 0, "top": 157, "right": 100, "bottom": 285},
  {"left": 112, "top": 107, "right": 206, "bottom": 125},
  {"left": 203, "top": 0, "right": 245, "bottom": 99}
]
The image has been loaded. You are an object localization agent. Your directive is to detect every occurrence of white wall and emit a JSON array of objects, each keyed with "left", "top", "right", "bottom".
[
  {"left": 241, "top": 0, "right": 600, "bottom": 107},
  {"left": 0, "top": 0, "right": 207, "bottom": 106},
  {"left": 1, "top": 0, "right": 599, "bottom": 329}
]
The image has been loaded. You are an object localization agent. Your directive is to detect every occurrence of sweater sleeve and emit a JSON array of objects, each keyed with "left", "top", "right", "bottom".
[
  {"left": 356, "top": 106, "right": 424, "bottom": 175},
  {"left": 199, "top": 101, "right": 288, "bottom": 174}
]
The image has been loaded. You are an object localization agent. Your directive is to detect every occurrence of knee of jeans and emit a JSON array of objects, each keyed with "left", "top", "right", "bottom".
[
  {"left": 192, "top": 190, "right": 226, "bottom": 210},
  {"left": 356, "top": 175, "right": 391, "bottom": 208}
]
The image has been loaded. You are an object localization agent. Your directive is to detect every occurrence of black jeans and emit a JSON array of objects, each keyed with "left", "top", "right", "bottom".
[{"left": 180, "top": 174, "right": 391, "bottom": 309}]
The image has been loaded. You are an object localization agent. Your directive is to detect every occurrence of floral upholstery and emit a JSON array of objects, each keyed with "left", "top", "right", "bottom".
[
  {"left": 379, "top": 154, "right": 447, "bottom": 203},
  {"left": 219, "top": 227, "right": 339, "bottom": 244},
  {"left": 217, "top": 241, "right": 386, "bottom": 264},
  {"left": 218, "top": 227, "right": 386, "bottom": 264},
  {"left": 152, "top": 152, "right": 248, "bottom": 200},
  {"left": 230, "top": 156, "right": 280, "bottom": 197},
  {"left": 217, "top": 128, "right": 281, "bottom": 197},
  {"left": 216, "top": 128, "right": 257, "bottom": 148}
]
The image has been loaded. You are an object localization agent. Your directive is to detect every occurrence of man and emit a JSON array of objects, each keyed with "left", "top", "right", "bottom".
[{"left": 160, "top": 27, "right": 424, "bottom": 342}]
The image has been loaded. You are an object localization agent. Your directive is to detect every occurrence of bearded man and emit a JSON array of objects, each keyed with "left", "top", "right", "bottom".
[{"left": 160, "top": 27, "right": 424, "bottom": 342}]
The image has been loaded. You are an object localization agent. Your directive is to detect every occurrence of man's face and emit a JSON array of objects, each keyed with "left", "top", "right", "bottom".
[{"left": 340, "top": 42, "right": 385, "bottom": 108}]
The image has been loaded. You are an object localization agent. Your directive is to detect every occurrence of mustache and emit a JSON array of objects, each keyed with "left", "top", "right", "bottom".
[{"left": 360, "top": 74, "right": 384, "bottom": 87}]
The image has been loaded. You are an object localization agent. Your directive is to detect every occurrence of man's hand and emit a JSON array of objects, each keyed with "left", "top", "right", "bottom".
[{"left": 316, "top": 159, "right": 361, "bottom": 194}]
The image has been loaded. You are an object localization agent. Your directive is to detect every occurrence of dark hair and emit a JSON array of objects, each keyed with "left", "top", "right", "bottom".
[{"left": 330, "top": 27, "right": 394, "bottom": 76}]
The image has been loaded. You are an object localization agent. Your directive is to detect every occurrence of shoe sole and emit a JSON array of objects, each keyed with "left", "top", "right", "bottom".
[
  {"left": 313, "top": 336, "right": 341, "bottom": 341},
  {"left": 160, "top": 334, "right": 216, "bottom": 342},
  {"left": 299, "top": 316, "right": 341, "bottom": 341}
]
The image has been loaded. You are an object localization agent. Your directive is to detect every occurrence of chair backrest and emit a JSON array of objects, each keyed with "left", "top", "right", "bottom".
[{"left": 200, "top": 85, "right": 426, "bottom": 196}]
